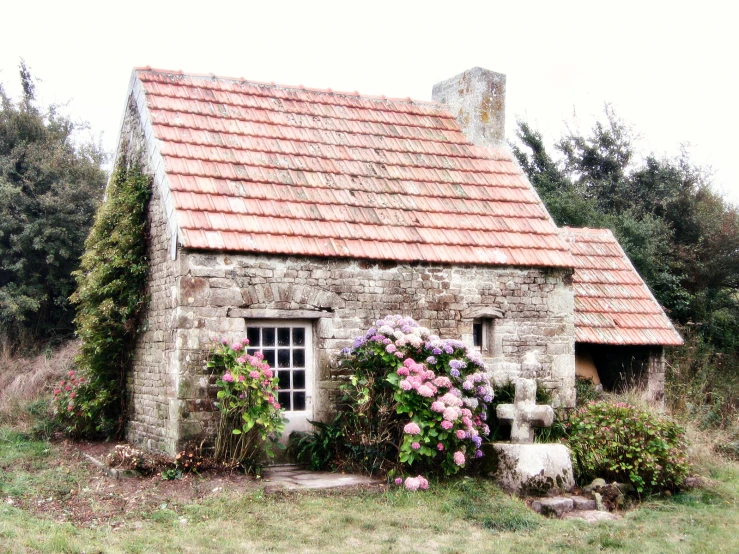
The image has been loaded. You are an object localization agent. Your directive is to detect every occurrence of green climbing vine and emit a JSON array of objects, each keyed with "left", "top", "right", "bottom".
[{"left": 54, "top": 163, "right": 151, "bottom": 438}]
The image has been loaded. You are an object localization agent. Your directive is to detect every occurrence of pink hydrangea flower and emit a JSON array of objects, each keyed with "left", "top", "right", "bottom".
[
  {"left": 399, "top": 379, "right": 413, "bottom": 391},
  {"left": 397, "top": 367, "right": 409, "bottom": 376},
  {"left": 404, "top": 422, "right": 421, "bottom": 435},
  {"left": 404, "top": 477, "right": 420, "bottom": 491},
  {"left": 394, "top": 477, "right": 403, "bottom": 485},
  {"left": 434, "top": 376, "right": 452, "bottom": 388},
  {"left": 441, "top": 420, "right": 453, "bottom": 430},
  {"left": 418, "top": 475, "right": 429, "bottom": 490},
  {"left": 430, "top": 401, "right": 445, "bottom": 413},
  {"left": 394, "top": 351, "right": 405, "bottom": 358},
  {"left": 441, "top": 393, "right": 462, "bottom": 407},
  {"left": 249, "top": 371, "right": 260, "bottom": 379},
  {"left": 437, "top": 443, "right": 444, "bottom": 451},
  {"left": 455, "top": 430, "right": 467, "bottom": 440},
  {"left": 417, "top": 384, "right": 435, "bottom": 397},
  {"left": 411, "top": 442, "right": 421, "bottom": 450},
  {"left": 386, "top": 344, "right": 397, "bottom": 353},
  {"left": 222, "top": 372, "right": 234, "bottom": 383},
  {"left": 263, "top": 369, "right": 273, "bottom": 378},
  {"left": 230, "top": 343, "right": 242, "bottom": 351},
  {"left": 453, "top": 451, "right": 466, "bottom": 466},
  {"left": 238, "top": 375, "right": 246, "bottom": 382},
  {"left": 443, "top": 407, "right": 460, "bottom": 421},
  {"left": 403, "top": 358, "right": 415, "bottom": 368}
]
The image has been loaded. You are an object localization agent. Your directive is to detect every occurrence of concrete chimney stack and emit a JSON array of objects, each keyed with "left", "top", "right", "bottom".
[{"left": 432, "top": 67, "right": 506, "bottom": 147}]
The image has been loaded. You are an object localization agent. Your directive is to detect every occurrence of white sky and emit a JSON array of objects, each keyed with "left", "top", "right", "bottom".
[{"left": 2, "top": 0, "right": 737, "bottom": 205}]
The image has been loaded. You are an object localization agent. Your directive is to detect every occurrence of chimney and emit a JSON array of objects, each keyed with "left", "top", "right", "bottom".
[{"left": 432, "top": 67, "right": 506, "bottom": 147}]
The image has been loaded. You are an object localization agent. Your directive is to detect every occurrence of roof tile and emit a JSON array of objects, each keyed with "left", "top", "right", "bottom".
[
  {"left": 136, "top": 68, "right": 573, "bottom": 268},
  {"left": 560, "top": 227, "right": 683, "bottom": 346}
]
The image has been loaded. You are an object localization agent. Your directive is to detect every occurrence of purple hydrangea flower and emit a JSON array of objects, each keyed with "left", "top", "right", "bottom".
[
  {"left": 425, "top": 356, "right": 437, "bottom": 364},
  {"left": 450, "top": 369, "right": 461, "bottom": 378}
]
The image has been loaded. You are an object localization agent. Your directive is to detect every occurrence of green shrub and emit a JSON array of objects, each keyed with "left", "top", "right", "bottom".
[
  {"left": 57, "top": 163, "right": 151, "bottom": 438},
  {"left": 209, "top": 339, "right": 287, "bottom": 474},
  {"left": 575, "top": 376, "right": 602, "bottom": 407},
  {"left": 332, "top": 315, "right": 493, "bottom": 480},
  {"left": 567, "top": 401, "right": 690, "bottom": 493},
  {"left": 290, "top": 417, "right": 345, "bottom": 471}
]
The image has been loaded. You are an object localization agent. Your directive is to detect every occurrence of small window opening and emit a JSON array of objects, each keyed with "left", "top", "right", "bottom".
[{"left": 472, "top": 318, "right": 494, "bottom": 355}]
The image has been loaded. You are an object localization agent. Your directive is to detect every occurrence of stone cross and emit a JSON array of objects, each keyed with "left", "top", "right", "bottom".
[{"left": 496, "top": 378, "right": 554, "bottom": 443}]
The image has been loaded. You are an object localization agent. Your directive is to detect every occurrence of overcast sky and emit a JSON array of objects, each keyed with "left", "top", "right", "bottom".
[{"left": 2, "top": 0, "right": 737, "bottom": 205}]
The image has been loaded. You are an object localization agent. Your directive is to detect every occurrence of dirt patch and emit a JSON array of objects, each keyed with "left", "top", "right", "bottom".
[{"left": 13, "top": 439, "right": 261, "bottom": 528}]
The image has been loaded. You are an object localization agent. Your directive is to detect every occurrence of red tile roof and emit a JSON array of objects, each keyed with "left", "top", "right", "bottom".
[
  {"left": 560, "top": 227, "right": 683, "bottom": 346},
  {"left": 134, "top": 68, "right": 573, "bottom": 267}
]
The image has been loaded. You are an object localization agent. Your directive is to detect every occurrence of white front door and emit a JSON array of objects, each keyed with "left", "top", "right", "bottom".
[{"left": 245, "top": 321, "right": 314, "bottom": 436}]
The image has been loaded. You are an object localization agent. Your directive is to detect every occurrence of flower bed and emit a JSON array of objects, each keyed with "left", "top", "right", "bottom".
[{"left": 333, "top": 315, "right": 494, "bottom": 485}]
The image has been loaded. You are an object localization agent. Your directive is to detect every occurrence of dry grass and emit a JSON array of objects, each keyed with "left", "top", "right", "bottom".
[{"left": 0, "top": 339, "right": 79, "bottom": 428}]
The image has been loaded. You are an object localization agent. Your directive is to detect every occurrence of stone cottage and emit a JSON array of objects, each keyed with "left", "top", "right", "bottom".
[{"left": 111, "top": 66, "right": 680, "bottom": 454}]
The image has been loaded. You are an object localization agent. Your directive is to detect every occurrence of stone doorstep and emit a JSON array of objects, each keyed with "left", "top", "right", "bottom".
[
  {"left": 530, "top": 494, "right": 620, "bottom": 523},
  {"left": 263, "top": 465, "right": 383, "bottom": 491}
]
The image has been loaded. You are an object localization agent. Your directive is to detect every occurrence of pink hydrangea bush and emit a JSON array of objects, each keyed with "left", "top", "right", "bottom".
[
  {"left": 208, "top": 338, "right": 287, "bottom": 473},
  {"left": 341, "top": 315, "right": 493, "bottom": 480}
]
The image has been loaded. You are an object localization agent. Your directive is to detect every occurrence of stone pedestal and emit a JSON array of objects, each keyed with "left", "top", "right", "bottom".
[{"left": 483, "top": 442, "right": 575, "bottom": 496}]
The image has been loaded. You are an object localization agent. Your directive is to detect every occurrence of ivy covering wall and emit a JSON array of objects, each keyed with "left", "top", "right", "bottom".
[{"left": 63, "top": 164, "right": 151, "bottom": 438}]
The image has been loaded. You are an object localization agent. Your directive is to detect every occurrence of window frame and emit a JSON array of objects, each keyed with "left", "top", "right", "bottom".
[
  {"left": 243, "top": 319, "right": 314, "bottom": 416},
  {"left": 472, "top": 317, "right": 495, "bottom": 356}
]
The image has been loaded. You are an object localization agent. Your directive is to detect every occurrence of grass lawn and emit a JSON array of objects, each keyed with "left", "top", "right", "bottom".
[{"left": 1, "top": 427, "right": 738, "bottom": 554}]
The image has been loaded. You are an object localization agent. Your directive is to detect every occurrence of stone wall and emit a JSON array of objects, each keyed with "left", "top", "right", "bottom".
[
  {"left": 122, "top": 94, "right": 179, "bottom": 453},
  {"left": 169, "top": 252, "right": 576, "bottom": 450}
]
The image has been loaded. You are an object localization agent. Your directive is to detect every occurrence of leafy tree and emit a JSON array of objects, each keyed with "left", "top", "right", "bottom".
[
  {"left": 512, "top": 108, "right": 739, "bottom": 351},
  {"left": 65, "top": 164, "right": 151, "bottom": 438},
  {"left": 0, "top": 62, "right": 107, "bottom": 345}
]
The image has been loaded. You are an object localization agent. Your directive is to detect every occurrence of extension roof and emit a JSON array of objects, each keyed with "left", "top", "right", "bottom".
[
  {"left": 126, "top": 68, "right": 573, "bottom": 267},
  {"left": 559, "top": 227, "right": 683, "bottom": 346}
]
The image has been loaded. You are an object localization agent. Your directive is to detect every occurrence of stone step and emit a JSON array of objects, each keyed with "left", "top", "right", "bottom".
[{"left": 530, "top": 494, "right": 609, "bottom": 522}]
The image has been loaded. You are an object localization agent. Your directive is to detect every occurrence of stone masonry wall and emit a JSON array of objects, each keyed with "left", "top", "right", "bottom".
[
  {"left": 170, "top": 252, "right": 576, "bottom": 449},
  {"left": 122, "top": 94, "right": 179, "bottom": 453}
]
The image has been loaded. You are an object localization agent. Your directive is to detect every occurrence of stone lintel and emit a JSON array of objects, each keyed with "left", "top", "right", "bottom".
[
  {"left": 461, "top": 306, "right": 504, "bottom": 319},
  {"left": 227, "top": 308, "right": 329, "bottom": 320}
]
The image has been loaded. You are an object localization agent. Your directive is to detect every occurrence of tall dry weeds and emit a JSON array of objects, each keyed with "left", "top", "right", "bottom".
[{"left": 0, "top": 339, "right": 80, "bottom": 429}]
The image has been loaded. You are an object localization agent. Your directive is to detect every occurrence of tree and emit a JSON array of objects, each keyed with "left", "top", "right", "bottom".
[
  {"left": 512, "top": 109, "right": 739, "bottom": 351},
  {"left": 0, "top": 62, "right": 107, "bottom": 345}
]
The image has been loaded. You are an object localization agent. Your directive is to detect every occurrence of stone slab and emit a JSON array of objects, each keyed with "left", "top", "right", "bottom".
[
  {"left": 531, "top": 496, "right": 574, "bottom": 517},
  {"left": 263, "top": 465, "right": 382, "bottom": 491},
  {"left": 483, "top": 442, "right": 575, "bottom": 496},
  {"left": 571, "top": 495, "right": 597, "bottom": 510},
  {"left": 562, "top": 510, "right": 620, "bottom": 523}
]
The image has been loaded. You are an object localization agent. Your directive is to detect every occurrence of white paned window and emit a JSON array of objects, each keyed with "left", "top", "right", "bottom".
[{"left": 245, "top": 322, "right": 313, "bottom": 416}]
